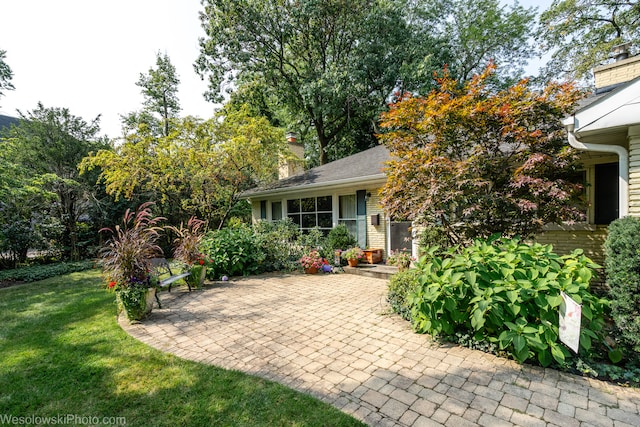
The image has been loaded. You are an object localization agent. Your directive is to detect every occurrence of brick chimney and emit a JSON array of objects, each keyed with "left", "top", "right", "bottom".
[
  {"left": 278, "top": 132, "right": 304, "bottom": 179},
  {"left": 594, "top": 43, "right": 640, "bottom": 93}
]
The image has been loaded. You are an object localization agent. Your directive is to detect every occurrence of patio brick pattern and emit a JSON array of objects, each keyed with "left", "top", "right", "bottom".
[{"left": 121, "top": 273, "right": 640, "bottom": 426}]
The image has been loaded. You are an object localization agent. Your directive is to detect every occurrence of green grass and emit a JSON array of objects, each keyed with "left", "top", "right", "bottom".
[{"left": 0, "top": 269, "right": 364, "bottom": 426}]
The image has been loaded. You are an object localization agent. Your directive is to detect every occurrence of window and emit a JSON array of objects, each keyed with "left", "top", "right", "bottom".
[
  {"left": 260, "top": 201, "right": 267, "bottom": 220},
  {"left": 339, "top": 195, "right": 357, "bottom": 237},
  {"left": 287, "top": 196, "right": 333, "bottom": 233},
  {"left": 272, "top": 201, "right": 282, "bottom": 221}
]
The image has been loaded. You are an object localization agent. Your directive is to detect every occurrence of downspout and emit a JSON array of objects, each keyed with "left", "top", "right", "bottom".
[{"left": 565, "top": 124, "right": 629, "bottom": 218}]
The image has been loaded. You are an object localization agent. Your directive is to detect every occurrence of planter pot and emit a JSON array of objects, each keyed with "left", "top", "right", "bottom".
[
  {"left": 116, "top": 287, "right": 155, "bottom": 321},
  {"left": 186, "top": 265, "right": 207, "bottom": 288},
  {"left": 363, "top": 249, "right": 383, "bottom": 264},
  {"left": 347, "top": 259, "right": 359, "bottom": 267},
  {"left": 304, "top": 266, "right": 318, "bottom": 274}
]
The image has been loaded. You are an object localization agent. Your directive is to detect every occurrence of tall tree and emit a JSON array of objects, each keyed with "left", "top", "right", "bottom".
[
  {"left": 81, "top": 106, "right": 287, "bottom": 229},
  {"left": 538, "top": 0, "right": 640, "bottom": 81},
  {"left": 441, "top": 0, "right": 537, "bottom": 86},
  {"left": 4, "top": 103, "right": 108, "bottom": 260},
  {"left": 0, "top": 149, "right": 53, "bottom": 267},
  {"left": 378, "top": 65, "right": 585, "bottom": 245},
  {"left": 196, "top": 0, "right": 538, "bottom": 164},
  {"left": 122, "top": 52, "right": 181, "bottom": 137},
  {"left": 0, "top": 49, "right": 14, "bottom": 104},
  {"left": 195, "top": 0, "right": 430, "bottom": 165}
]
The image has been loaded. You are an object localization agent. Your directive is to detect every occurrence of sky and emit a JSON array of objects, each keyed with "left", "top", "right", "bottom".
[
  {"left": 0, "top": 0, "right": 213, "bottom": 139},
  {"left": 0, "top": 0, "right": 551, "bottom": 140}
]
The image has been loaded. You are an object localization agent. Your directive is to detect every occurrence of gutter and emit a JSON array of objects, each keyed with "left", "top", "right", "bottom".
[
  {"left": 564, "top": 122, "right": 629, "bottom": 218},
  {"left": 243, "top": 173, "right": 388, "bottom": 200}
]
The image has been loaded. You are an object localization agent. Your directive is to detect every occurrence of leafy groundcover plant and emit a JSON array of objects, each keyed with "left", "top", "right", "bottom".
[{"left": 408, "top": 237, "right": 610, "bottom": 368}]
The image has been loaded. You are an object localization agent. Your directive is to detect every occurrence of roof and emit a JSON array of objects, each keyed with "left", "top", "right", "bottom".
[
  {"left": 563, "top": 75, "right": 640, "bottom": 142},
  {"left": 242, "top": 144, "right": 391, "bottom": 198}
]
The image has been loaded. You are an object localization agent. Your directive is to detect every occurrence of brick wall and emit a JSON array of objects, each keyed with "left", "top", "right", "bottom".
[
  {"left": 532, "top": 225, "right": 609, "bottom": 291},
  {"left": 366, "top": 193, "right": 386, "bottom": 257},
  {"left": 628, "top": 127, "right": 640, "bottom": 216},
  {"left": 593, "top": 55, "right": 640, "bottom": 89}
]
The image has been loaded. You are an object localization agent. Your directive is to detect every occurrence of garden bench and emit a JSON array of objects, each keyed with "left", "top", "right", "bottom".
[{"left": 149, "top": 257, "right": 192, "bottom": 308}]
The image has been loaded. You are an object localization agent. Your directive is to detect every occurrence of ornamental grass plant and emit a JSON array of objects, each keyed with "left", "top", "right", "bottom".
[{"left": 99, "top": 202, "right": 165, "bottom": 320}]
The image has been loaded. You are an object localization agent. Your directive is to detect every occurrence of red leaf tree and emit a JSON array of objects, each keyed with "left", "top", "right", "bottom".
[{"left": 378, "top": 65, "right": 586, "bottom": 245}]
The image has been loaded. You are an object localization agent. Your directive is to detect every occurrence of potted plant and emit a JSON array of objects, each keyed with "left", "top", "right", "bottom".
[
  {"left": 299, "top": 250, "right": 324, "bottom": 274},
  {"left": 343, "top": 247, "right": 364, "bottom": 267},
  {"left": 170, "top": 216, "right": 208, "bottom": 288},
  {"left": 100, "top": 202, "right": 165, "bottom": 321},
  {"left": 387, "top": 249, "right": 415, "bottom": 271}
]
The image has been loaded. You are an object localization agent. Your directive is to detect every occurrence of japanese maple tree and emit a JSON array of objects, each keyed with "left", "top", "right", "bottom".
[{"left": 378, "top": 64, "right": 586, "bottom": 245}]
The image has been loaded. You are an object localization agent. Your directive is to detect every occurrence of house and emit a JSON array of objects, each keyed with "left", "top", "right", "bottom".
[
  {"left": 242, "top": 143, "right": 414, "bottom": 260},
  {"left": 535, "top": 46, "right": 640, "bottom": 266},
  {"left": 243, "top": 47, "right": 640, "bottom": 267}
]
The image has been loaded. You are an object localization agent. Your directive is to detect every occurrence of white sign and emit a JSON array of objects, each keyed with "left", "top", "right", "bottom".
[{"left": 559, "top": 291, "right": 582, "bottom": 354}]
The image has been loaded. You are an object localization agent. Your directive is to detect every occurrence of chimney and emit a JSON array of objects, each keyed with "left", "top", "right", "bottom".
[
  {"left": 278, "top": 132, "right": 304, "bottom": 179},
  {"left": 594, "top": 43, "right": 640, "bottom": 92}
]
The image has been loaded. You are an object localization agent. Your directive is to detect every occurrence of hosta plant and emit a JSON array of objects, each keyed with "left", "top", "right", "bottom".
[{"left": 409, "top": 237, "right": 609, "bottom": 367}]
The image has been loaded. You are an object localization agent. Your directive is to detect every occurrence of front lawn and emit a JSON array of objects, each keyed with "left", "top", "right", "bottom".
[{"left": 0, "top": 268, "right": 364, "bottom": 426}]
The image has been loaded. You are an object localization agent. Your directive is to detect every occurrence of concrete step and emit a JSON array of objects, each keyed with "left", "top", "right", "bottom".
[{"left": 343, "top": 264, "right": 398, "bottom": 280}]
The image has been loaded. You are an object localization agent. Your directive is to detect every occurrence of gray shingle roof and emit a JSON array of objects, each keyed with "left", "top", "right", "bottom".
[{"left": 242, "top": 144, "right": 390, "bottom": 198}]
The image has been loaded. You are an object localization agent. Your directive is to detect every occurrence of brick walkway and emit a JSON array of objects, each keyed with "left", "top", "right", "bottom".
[{"left": 121, "top": 273, "right": 640, "bottom": 427}]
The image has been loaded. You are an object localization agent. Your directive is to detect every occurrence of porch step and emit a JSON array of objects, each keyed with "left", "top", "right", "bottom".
[{"left": 343, "top": 264, "right": 398, "bottom": 280}]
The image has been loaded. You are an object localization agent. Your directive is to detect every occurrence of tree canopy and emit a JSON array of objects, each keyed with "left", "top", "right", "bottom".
[
  {"left": 121, "top": 52, "right": 181, "bottom": 137},
  {"left": 539, "top": 0, "right": 640, "bottom": 81},
  {"left": 439, "top": 0, "right": 536, "bottom": 86},
  {"left": 81, "top": 106, "right": 287, "bottom": 229},
  {"left": 196, "top": 0, "right": 538, "bottom": 164},
  {"left": 378, "top": 65, "right": 585, "bottom": 245},
  {"left": 0, "top": 49, "right": 14, "bottom": 105},
  {"left": 1, "top": 103, "right": 108, "bottom": 262},
  {"left": 196, "top": 0, "right": 421, "bottom": 164}
]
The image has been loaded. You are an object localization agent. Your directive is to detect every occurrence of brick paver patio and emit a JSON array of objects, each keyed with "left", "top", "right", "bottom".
[{"left": 121, "top": 273, "right": 640, "bottom": 426}]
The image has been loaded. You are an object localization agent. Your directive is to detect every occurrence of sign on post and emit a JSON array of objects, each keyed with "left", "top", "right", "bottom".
[{"left": 559, "top": 291, "right": 582, "bottom": 354}]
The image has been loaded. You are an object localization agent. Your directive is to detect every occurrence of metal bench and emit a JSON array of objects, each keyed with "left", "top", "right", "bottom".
[{"left": 149, "top": 258, "right": 192, "bottom": 308}]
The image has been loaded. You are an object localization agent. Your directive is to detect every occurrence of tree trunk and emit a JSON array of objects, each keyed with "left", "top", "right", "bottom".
[{"left": 314, "top": 119, "right": 329, "bottom": 165}]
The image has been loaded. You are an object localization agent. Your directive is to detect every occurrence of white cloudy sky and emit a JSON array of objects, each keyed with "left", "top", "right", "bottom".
[
  {"left": 0, "top": 0, "right": 551, "bottom": 139},
  {"left": 0, "top": 0, "right": 213, "bottom": 138}
]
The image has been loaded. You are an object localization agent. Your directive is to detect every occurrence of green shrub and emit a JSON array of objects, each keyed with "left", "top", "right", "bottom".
[
  {"left": 298, "top": 227, "right": 327, "bottom": 253},
  {"left": 388, "top": 269, "right": 420, "bottom": 320},
  {"left": 417, "top": 222, "right": 455, "bottom": 254},
  {"left": 253, "top": 219, "right": 302, "bottom": 272},
  {"left": 604, "top": 217, "right": 640, "bottom": 364},
  {"left": 0, "top": 260, "right": 96, "bottom": 284},
  {"left": 326, "top": 225, "right": 356, "bottom": 262},
  {"left": 409, "top": 237, "right": 608, "bottom": 367},
  {"left": 200, "top": 224, "right": 265, "bottom": 279}
]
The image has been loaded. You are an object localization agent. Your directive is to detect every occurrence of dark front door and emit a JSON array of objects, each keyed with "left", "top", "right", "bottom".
[{"left": 594, "top": 162, "right": 619, "bottom": 225}]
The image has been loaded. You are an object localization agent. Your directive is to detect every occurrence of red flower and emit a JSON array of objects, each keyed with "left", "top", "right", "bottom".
[
  {"left": 199, "top": 259, "right": 205, "bottom": 265},
  {"left": 108, "top": 281, "right": 116, "bottom": 289}
]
